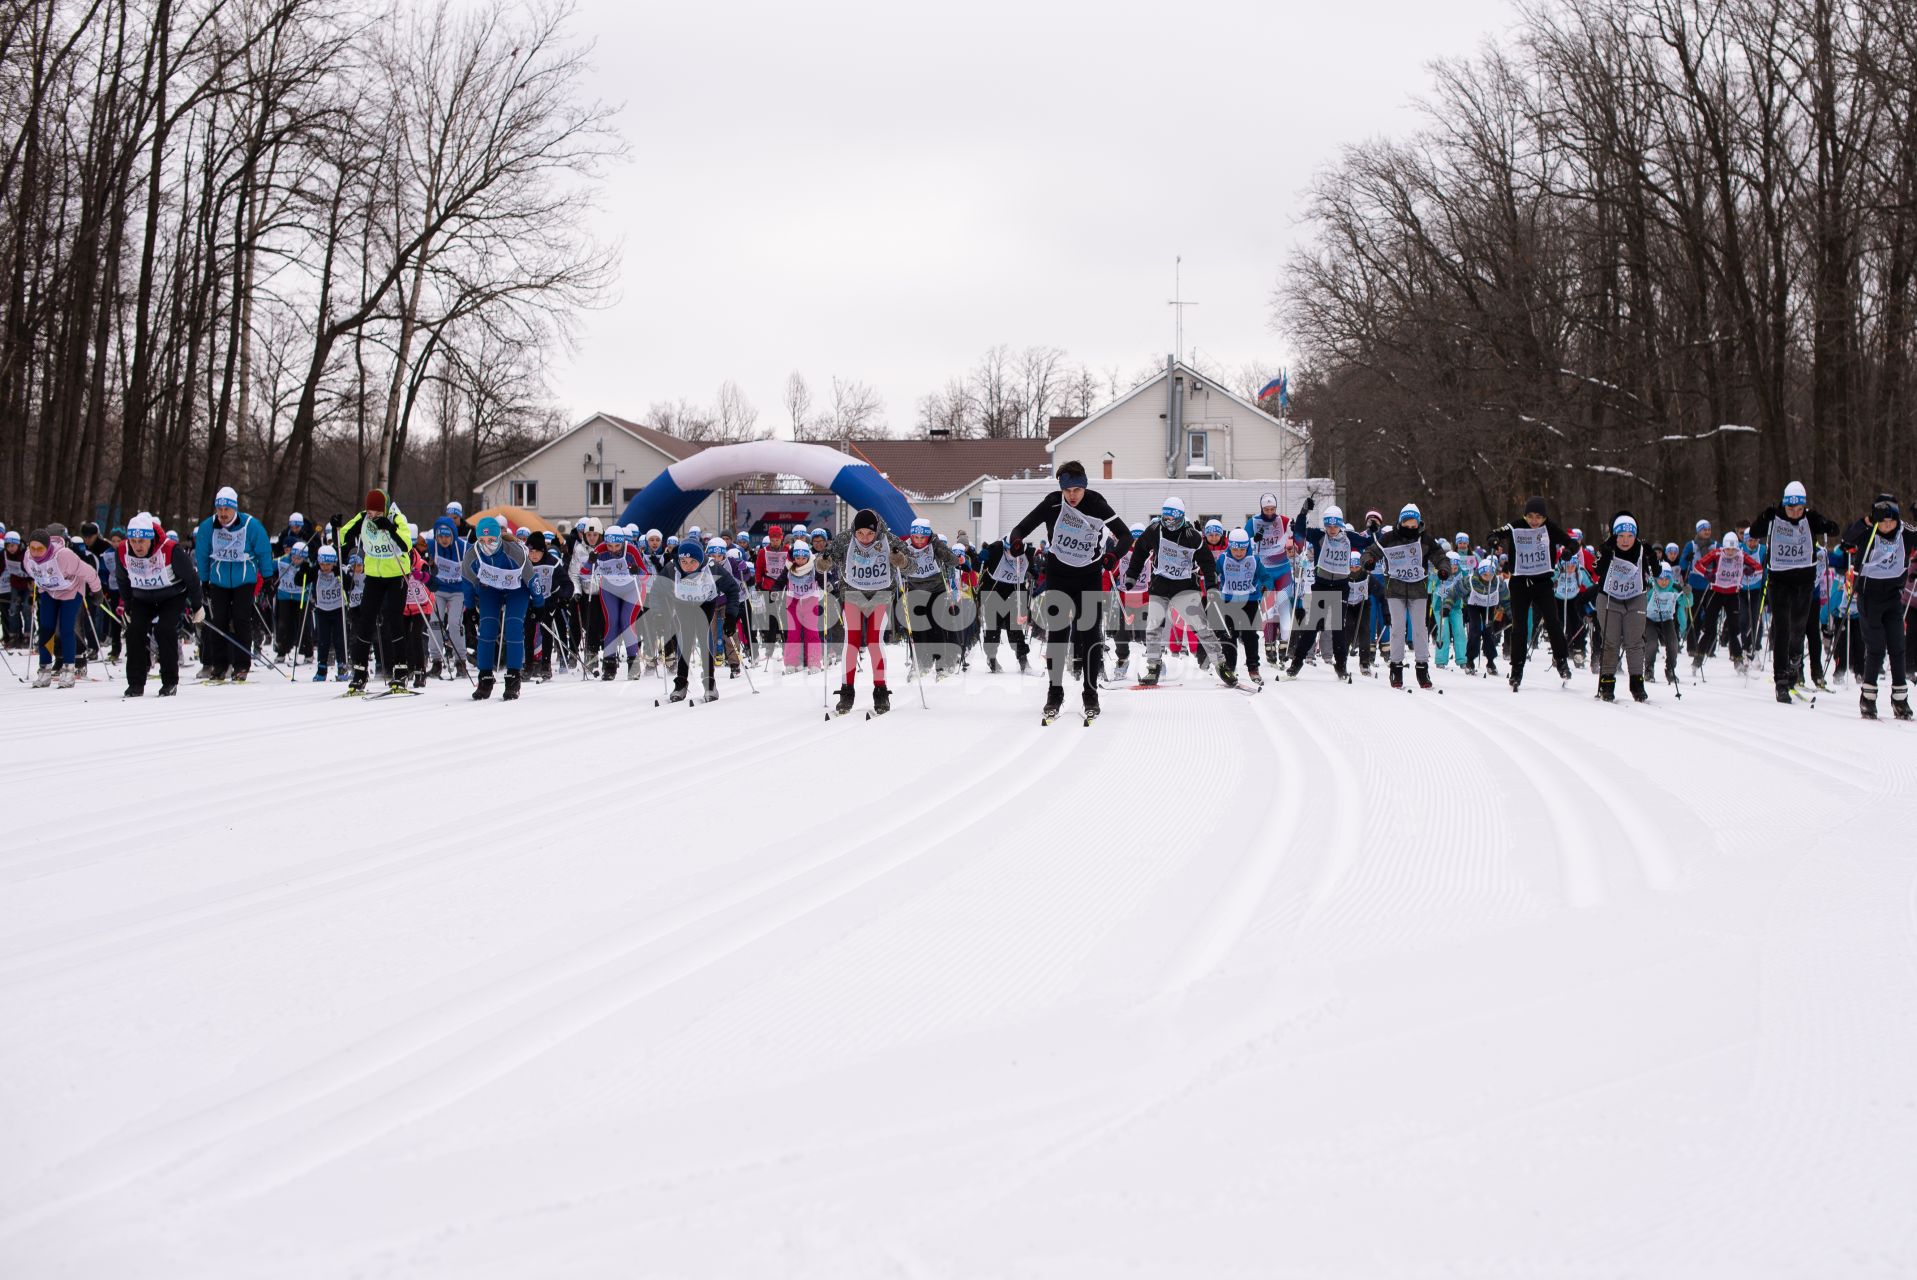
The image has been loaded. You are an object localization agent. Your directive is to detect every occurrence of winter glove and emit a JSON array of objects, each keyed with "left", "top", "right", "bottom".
[
  {"left": 1301, "top": 494, "right": 1315, "bottom": 514},
  {"left": 330, "top": 513, "right": 345, "bottom": 531},
  {"left": 372, "top": 515, "right": 397, "bottom": 534}
]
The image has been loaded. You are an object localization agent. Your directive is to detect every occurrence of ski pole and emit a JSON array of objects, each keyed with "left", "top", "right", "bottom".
[
  {"left": 291, "top": 598, "right": 311, "bottom": 679},
  {"left": 895, "top": 569, "right": 929, "bottom": 708},
  {"left": 78, "top": 594, "right": 116, "bottom": 676},
  {"left": 197, "top": 614, "right": 291, "bottom": 678}
]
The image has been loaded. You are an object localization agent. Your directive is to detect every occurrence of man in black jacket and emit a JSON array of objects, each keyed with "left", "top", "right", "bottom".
[
  {"left": 1008, "top": 460, "right": 1134, "bottom": 720},
  {"left": 119, "top": 512, "right": 203, "bottom": 697},
  {"left": 1750, "top": 480, "right": 1842, "bottom": 699}
]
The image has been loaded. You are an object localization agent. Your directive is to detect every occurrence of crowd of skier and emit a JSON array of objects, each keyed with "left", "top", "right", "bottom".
[{"left": 2, "top": 466, "right": 1911, "bottom": 721}]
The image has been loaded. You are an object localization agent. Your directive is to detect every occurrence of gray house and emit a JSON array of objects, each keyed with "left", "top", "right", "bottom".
[
  {"left": 474, "top": 413, "right": 723, "bottom": 532},
  {"left": 1047, "top": 358, "right": 1309, "bottom": 483}
]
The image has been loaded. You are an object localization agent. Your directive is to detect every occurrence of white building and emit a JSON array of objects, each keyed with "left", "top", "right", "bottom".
[
  {"left": 1047, "top": 357, "right": 1310, "bottom": 484},
  {"left": 473, "top": 413, "right": 724, "bottom": 532}
]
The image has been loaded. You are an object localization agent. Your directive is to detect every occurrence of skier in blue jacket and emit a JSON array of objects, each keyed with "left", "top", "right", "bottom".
[{"left": 191, "top": 484, "right": 275, "bottom": 682}]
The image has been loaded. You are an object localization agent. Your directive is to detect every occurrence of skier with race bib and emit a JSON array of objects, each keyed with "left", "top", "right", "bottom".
[
  {"left": 1007, "top": 460, "right": 1134, "bottom": 723},
  {"left": 1838, "top": 496, "right": 1913, "bottom": 720},
  {"left": 1748, "top": 481, "right": 1841, "bottom": 701},
  {"left": 119, "top": 513, "right": 202, "bottom": 697},
  {"left": 337, "top": 488, "right": 415, "bottom": 694},
  {"left": 1493, "top": 496, "right": 1578, "bottom": 691},
  {"left": 192, "top": 485, "right": 275, "bottom": 683},
  {"left": 1121, "top": 496, "right": 1221, "bottom": 688},
  {"left": 1687, "top": 532, "right": 1763, "bottom": 675},
  {"left": 1591, "top": 512, "right": 1657, "bottom": 702},
  {"left": 460, "top": 516, "right": 529, "bottom": 701},
  {"left": 1359, "top": 502, "right": 1443, "bottom": 689}
]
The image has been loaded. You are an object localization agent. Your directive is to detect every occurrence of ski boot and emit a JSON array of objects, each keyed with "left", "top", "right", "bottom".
[
  {"left": 1042, "top": 685, "right": 1064, "bottom": 722},
  {"left": 872, "top": 684, "right": 890, "bottom": 715},
  {"left": 669, "top": 684, "right": 689, "bottom": 703},
  {"left": 1082, "top": 688, "right": 1100, "bottom": 723},
  {"left": 704, "top": 678, "right": 719, "bottom": 701},
  {"left": 1333, "top": 658, "right": 1349, "bottom": 682},
  {"left": 32, "top": 666, "right": 53, "bottom": 688},
  {"left": 627, "top": 655, "right": 641, "bottom": 680},
  {"left": 834, "top": 682, "right": 855, "bottom": 715},
  {"left": 472, "top": 672, "right": 495, "bottom": 700},
  {"left": 158, "top": 682, "right": 177, "bottom": 697},
  {"left": 1485, "top": 657, "right": 1498, "bottom": 677},
  {"left": 348, "top": 666, "right": 369, "bottom": 694},
  {"left": 1017, "top": 653, "right": 1030, "bottom": 674},
  {"left": 1860, "top": 684, "right": 1878, "bottom": 720},
  {"left": 1598, "top": 675, "right": 1616, "bottom": 702},
  {"left": 412, "top": 669, "right": 427, "bottom": 690},
  {"left": 192, "top": 663, "right": 213, "bottom": 682},
  {"left": 1665, "top": 666, "right": 1678, "bottom": 686},
  {"left": 1508, "top": 668, "right": 1523, "bottom": 692},
  {"left": 1415, "top": 662, "right": 1432, "bottom": 690},
  {"left": 1629, "top": 675, "right": 1649, "bottom": 703},
  {"left": 312, "top": 665, "right": 329, "bottom": 682},
  {"left": 1389, "top": 662, "right": 1404, "bottom": 689},
  {"left": 231, "top": 670, "right": 247, "bottom": 684},
  {"left": 428, "top": 658, "right": 443, "bottom": 680},
  {"left": 1264, "top": 641, "right": 1278, "bottom": 665},
  {"left": 1776, "top": 684, "right": 1794, "bottom": 705},
  {"left": 1893, "top": 687, "right": 1913, "bottom": 721},
  {"left": 388, "top": 667, "right": 409, "bottom": 695},
  {"left": 1285, "top": 658, "right": 1305, "bottom": 680},
  {"left": 1139, "top": 658, "right": 1163, "bottom": 686},
  {"left": 1359, "top": 659, "right": 1374, "bottom": 678},
  {"left": 728, "top": 660, "right": 741, "bottom": 680},
  {"left": 502, "top": 670, "right": 522, "bottom": 701},
  {"left": 988, "top": 655, "right": 1002, "bottom": 673},
  {"left": 1554, "top": 658, "right": 1572, "bottom": 682},
  {"left": 1219, "top": 663, "right": 1239, "bottom": 688},
  {"left": 601, "top": 655, "right": 619, "bottom": 681},
  {"left": 1248, "top": 667, "right": 1264, "bottom": 685}
]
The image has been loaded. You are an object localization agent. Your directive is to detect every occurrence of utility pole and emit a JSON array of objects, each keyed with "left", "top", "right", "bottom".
[{"left": 1168, "top": 255, "right": 1199, "bottom": 364}]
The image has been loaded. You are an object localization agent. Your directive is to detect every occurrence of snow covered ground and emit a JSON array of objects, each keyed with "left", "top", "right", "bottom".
[{"left": 2, "top": 646, "right": 1914, "bottom": 1278}]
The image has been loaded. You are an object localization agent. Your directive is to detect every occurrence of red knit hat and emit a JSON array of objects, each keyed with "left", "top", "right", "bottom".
[{"left": 365, "top": 489, "right": 386, "bottom": 513}]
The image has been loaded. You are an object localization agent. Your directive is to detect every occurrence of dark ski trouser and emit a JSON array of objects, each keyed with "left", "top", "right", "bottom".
[
  {"left": 901, "top": 579, "right": 958, "bottom": 670},
  {"left": 1035, "top": 565, "right": 1104, "bottom": 699},
  {"left": 1857, "top": 580, "right": 1908, "bottom": 693},
  {"left": 1342, "top": 593, "right": 1373, "bottom": 665},
  {"left": 1688, "top": 591, "right": 1743, "bottom": 660},
  {"left": 1646, "top": 617, "right": 1681, "bottom": 676},
  {"left": 670, "top": 599, "right": 719, "bottom": 688},
  {"left": 1288, "top": 585, "right": 1350, "bottom": 668},
  {"left": 1768, "top": 571, "right": 1819, "bottom": 689},
  {"left": 124, "top": 594, "right": 185, "bottom": 690},
  {"left": 273, "top": 597, "right": 308, "bottom": 656},
  {"left": 350, "top": 575, "right": 408, "bottom": 676},
  {"left": 1464, "top": 603, "right": 1500, "bottom": 665},
  {"left": 1209, "top": 598, "right": 1261, "bottom": 673},
  {"left": 980, "top": 583, "right": 1029, "bottom": 663},
  {"left": 314, "top": 606, "right": 348, "bottom": 669},
  {"left": 1507, "top": 575, "right": 1566, "bottom": 678},
  {"left": 203, "top": 583, "right": 255, "bottom": 674}
]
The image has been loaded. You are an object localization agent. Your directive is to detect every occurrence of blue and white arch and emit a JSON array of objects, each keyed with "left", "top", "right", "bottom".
[{"left": 615, "top": 440, "right": 916, "bottom": 536}]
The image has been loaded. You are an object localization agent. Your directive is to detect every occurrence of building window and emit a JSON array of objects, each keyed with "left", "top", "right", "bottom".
[
  {"left": 969, "top": 499, "right": 983, "bottom": 519},
  {"left": 510, "top": 480, "right": 538, "bottom": 508},
  {"left": 623, "top": 487, "right": 641, "bottom": 504},
  {"left": 1188, "top": 431, "right": 1210, "bottom": 467},
  {"left": 588, "top": 479, "right": 614, "bottom": 509}
]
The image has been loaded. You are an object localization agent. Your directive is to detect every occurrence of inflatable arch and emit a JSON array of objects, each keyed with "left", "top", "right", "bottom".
[{"left": 615, "top": 440, "right": 916, "bottom": 536}]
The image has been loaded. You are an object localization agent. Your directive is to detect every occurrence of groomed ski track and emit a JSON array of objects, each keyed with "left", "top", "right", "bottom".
[{"left": 2, "top": 648, "right": 1913, "bottom": 1278}]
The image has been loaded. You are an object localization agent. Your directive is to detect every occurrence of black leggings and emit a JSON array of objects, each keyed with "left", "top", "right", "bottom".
[{"left": 1036, "top": 563, "right": 1105, "bottom": 697}]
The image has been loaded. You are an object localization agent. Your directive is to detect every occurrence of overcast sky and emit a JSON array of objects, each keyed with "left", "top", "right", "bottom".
[{"left": 552, "top": 0, "right": 1518, "bottom": 435}]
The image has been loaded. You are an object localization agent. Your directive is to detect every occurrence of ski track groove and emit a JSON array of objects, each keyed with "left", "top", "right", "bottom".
[
  {"left": 0, "top": 710, "right": 838, "bottom": 983},
  {"left": 0, "top": 708, "right": 1060, "bottom": 1239}
]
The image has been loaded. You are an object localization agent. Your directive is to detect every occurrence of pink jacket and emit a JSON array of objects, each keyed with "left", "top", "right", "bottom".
[{"left": 24, "top": 543, "right": 101, "bottom": 601}]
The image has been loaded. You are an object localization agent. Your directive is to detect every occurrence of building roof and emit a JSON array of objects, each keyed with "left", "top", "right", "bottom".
[
  {"left": 841, "top": 436, "right": 1052, "bottom": 501},
  {"left": 1047, "top": 415, "right": 1085, "bottom": 438},
  {"left": 475, "top": 412, "right": 702, "bottom": 492},
  {"left": 1047, "top": 360, "right": 1308, "bottom": 456},
  {"left": 596, "top": 413, "right": 706, "bottom": 462}
]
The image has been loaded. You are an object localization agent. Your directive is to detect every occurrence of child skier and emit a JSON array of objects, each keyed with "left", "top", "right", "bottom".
[
  {"left": 783, "top": 540, "right": 827, "bottom": 669},
  {"left": 271, "top": 542, "right": 314, "bottom": 663},
  {"left": 1688, "top": 532, "right": 1763, "bottom": 675},
  {"left": 1211, "top": 527, "right": 1270, "bottom": 684},
  {"left": 311, "top": 545, "right": 350, "bottom": 680},
  {"left": 1645, "top": 564, "right": 1689, "bottom": 686},
  {"left": 1121, "top": 497, "right": 1221, "bottom": 687},
  {"left": 1429, "top": 553, "right": 1469, "bottom": 669},
  {"left": 977, "top": 534, "right": 1033, "bottom": 673}
]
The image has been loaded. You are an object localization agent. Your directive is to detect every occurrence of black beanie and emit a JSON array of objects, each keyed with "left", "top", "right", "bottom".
[
  {"left": 1523, "top": 496, "right": 1549, "bottom": 518},
  {"left": 853, "top": 509, "right": 880, "bottom": 533}
]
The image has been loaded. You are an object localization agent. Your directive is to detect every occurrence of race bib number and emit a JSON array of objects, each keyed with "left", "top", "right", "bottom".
[
  {"left": 1602, "top": 553, "right": 1645, "bottom": 600},
  {"left": 843, "top": 540, "right": 891, "bottom": 590},
  {"left": 1156, "top": 539, "right": 1196, "bottom": 581},
  {"left": 476, "top": 558, "right": 522, "bottom": 590},
  {"left": 211, "top": 524, "right": 249, "bottom": 563},
  {"left": 1382, "top": 539, "right": 1427, "bottom": 583},
  {"left": 1512, "top": 525, "right": 1550, "bottom": 576},
  {"left": 1768, "top": 517, "right": 1813, "bottom": 571},
  {"left": 674, "top": 567, "right": 717, "bottom": 602},
  {"left": 1050, "top": 501, "right": 1105, "bottom": 568},
  {"left": 123, "top": 550, "right": 174, "bottom": 592}
]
